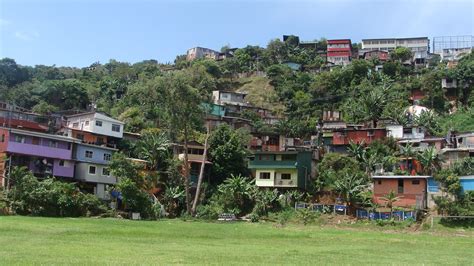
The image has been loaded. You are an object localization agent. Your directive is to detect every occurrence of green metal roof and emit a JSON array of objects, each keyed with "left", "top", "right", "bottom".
[{"left": 248, "top": 164, "right": 297, "bottom": 169}]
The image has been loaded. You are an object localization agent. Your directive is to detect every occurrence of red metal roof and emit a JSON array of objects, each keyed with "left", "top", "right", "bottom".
[{"left": 0, "top": 118, "right": 48, "bottom": 132}]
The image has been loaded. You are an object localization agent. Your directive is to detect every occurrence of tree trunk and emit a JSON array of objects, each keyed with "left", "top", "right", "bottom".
[
  {"left": 183, "top": 125, "right": 191, "bottom": 214},
  {"left": 191, "top": 126, "right": 210, "bottom": 216}
]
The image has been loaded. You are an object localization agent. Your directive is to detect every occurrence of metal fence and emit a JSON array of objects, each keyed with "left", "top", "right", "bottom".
[
  {"left": 356, "top": 209, "right": 417, "bottom": 221},
  {"left": 295, "top": 202, "right": 347, "bottom": 215}
]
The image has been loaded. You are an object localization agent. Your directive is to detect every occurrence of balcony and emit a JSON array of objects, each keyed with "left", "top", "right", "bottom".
[{"left": 7, "top": 141, "right": 72, "bottom": 160}]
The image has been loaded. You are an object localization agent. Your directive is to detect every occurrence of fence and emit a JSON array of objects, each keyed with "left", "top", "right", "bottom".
[
  {"left": 295, "top": 202, "right": 347, "bottom": 215},
  {"left": 356, "top": 209, "right": 417, "bottom": 221}
]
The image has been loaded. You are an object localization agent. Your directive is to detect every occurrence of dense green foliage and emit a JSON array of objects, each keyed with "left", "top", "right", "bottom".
[{"left": 6, "top": 167, "right": 106, "bottom": 217}]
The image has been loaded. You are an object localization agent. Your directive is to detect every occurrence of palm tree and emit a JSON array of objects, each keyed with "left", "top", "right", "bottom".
[
  {"left": 379, "top": 190, "right": 401, "bottom": 218},
  {"left": 398, "top": 143, "right": 416, "bottom": 172},
  {"left": 136, "top": 131, "right": 170, "bottom": 171},
  {"left": 333, "top": 172, "right": 369, "bottom": 214},
  {"left": 359, "top": 82, "right": 392, "bottom": 128},
  {"left": 417, "top": 146, "right": 441, "bottom": 175}
]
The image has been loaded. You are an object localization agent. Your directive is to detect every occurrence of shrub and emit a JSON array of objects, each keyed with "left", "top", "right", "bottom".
[
  {"left": 249, "top": 212, "right": 260, "bottom": 223},
  {"left": 296, "top": 208, "right": 319, "bottom": 225},
  {"left": 116, "top": 178, "right": 153, "bottom": 218},
  {"left": 276, "top": 209, "right": 294, "bottom": 226}
]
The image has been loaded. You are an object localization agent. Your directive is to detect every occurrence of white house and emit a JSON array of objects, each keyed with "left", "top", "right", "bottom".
[{"left": 66, "top": 112, "right": 125, "bottom": 139}]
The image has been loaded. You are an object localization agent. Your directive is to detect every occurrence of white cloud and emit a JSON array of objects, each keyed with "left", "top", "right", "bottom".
[
  {"left": 14, "top": 31, "right": 39, "bottom": 41},
  {"left": 0, "top": 18, "right": 11, "bottom": 27}
]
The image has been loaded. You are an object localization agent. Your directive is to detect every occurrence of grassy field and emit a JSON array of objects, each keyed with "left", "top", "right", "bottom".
[{"left": 0, "top": 216, "right": 472, "bottom": 265}]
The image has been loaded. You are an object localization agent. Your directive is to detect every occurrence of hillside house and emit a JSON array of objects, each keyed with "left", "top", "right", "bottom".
[
  {"left": 248, "top": 150, "right": 312, "bottom": 189},
  {"left": 0, "top": 127, "right": 80, "bottom": 186},
  {"left": 186, "top": 47, "right": 220, "bottom": 61},
  {"left": 73, "top": 143, "right": 117, "bottom": 199},
  {"left": 372, "top": 175, "right": 430, "bottom": 209},
  {"left": 65, "top": 112, "right": 124, "bottom": 140},
  {"left": 327, "top": 39, "right": 352, "bottom": 66},
  {"left": 173, "top": 141, "right": 211, "bottom": 187}
]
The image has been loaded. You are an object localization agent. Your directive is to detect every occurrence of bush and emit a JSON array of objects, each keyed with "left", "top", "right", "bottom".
[
  {"left": 116, "top": 178, "right": 153, "bottom": 218},
  {"left": 249, "top": 212, "right": 260, "bottom": 223},
  {"left": 276, "top": 209, "right": 294, "bottom": 226},
  {"left": 6, "top": 167, "right": 107, "bottom": 217},
  {"left": 296, "top": 208, "right": 319, "bottom": 225}
]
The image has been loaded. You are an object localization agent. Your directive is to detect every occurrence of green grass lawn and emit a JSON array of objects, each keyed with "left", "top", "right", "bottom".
[{"left": 0, "top": 216, "right": 472, "bottom": 265}]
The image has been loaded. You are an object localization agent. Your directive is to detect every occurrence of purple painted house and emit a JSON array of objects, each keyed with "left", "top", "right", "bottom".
[{"left": 1, "top": 127, "right": 80, "bottom": 178}]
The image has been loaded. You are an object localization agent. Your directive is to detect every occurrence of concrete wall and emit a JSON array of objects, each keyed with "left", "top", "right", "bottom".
[
  {"left": 75, "top": 162, "right": 116, "bottom": 185},
  {"left": 255, "top": 168, "right": 298, "bottom": 188},
  {"left": 75, "top": 144, "right": 114, "bottom": 165},
  {"left": 67, "top": 113, "right": 123, "bottom": 139},
  {"left": 373, "top": 178, "right": 427, "bottom": 208}
]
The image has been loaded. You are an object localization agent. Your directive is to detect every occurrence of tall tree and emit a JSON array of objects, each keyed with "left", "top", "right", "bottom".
[{"left": 159, "top": 72, "right": 205, "bottom": 214}]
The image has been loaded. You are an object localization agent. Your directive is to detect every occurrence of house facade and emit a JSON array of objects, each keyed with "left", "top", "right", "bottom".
[
  {"left": 173, "top": 141, "right": 212, "bottom": 187},
  {"left": 361, "top": 37, "right": 430, "bottom": 64},
  {"left": 372, "top": 175, "right": 430, "bottom": 209},
  {"left": 0, "top": 128, "right": 79, "bottom": 184},
  {"left": 65, "top": 112, "right": 124, "bottom": 139},
  {"left": 186, "top": 47, "right": 220, "bottom": 61},
  {"left": 212, "top": 90, "right": 247, "bottom": 106},
  {"left": 327, "top": 39, "right": 352, "bottom": 66},
  {"left": 73, "top": 143, "right": 117, "bottom": 199},
  {"left": 248, "top": 151, "right": 312, "bottom": 189}
]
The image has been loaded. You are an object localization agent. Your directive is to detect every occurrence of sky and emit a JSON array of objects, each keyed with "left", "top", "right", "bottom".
[{"left": 0, "top": 0, "right": 473, "bottom": 67}]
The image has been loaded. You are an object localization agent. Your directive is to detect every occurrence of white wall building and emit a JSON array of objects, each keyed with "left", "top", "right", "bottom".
[
  {"left": 66, "top": 112, "right": 124, "bottom": 139},
  {"left": 361, "top": 37, "right": 430, "bottom": 62},
  {"left": 212, "top": 90, "right": 248, "bottom": 106}
]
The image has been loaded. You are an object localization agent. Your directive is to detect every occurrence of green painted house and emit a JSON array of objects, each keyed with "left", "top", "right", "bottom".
[{"left": 248, "top": 151, "right": 312, "bottom": 189}]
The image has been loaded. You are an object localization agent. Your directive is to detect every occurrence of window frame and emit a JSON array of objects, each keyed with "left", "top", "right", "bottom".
[
  {"left": 102, "top": 167, "right": 110, "bottom": 176},
  {"left": 280, "top": 173, "right": 292, "bottom": 180},
  {"left": 85, "top": 150, "right": 93, "bottom": 158},
  {"left": 259, "top": 172, "right": 271, "bottom": 180},
  {"left": 88, "top": 165, "right": 97, "bottom": 175},
  {"left": 111, "top": 124, "right": 121, "bottom": 132},
  {"left": 95, "top": 120, "right": 103, "bottom": 127},
  {"left": 103, "top": 153, "right": 111, "bottom": 161}
]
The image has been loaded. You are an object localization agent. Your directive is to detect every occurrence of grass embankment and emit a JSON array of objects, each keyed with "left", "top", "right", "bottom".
[{"left": 0, "top": 216, "right": 472, "bottom": 265}]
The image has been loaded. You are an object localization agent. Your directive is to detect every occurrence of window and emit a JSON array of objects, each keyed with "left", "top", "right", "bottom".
[
  {"left": 103, "top": 153, "right": 111, "bottom": 161},
  {"left": 102, "top": 168, "right": 110, "bottom": 176},
  {"left": 1, "top": 134, "right": 4, "bottom": 142},
  {"left": 59, "top": 160, "right": 65, "bottom": 167},
  {"left": 412, "top": 180, "right": 420, "bottom": 185},
  {"left": 281, "top": 154, "right": 297, "bottom": 161},
  {"left": 97, "top": 137, "right": 104, "bottom": 145},
  {"left": 112, "top": 124, "right": 121, "bottom": 132},
  {"left": 398, "top": 179, "right": 404, "bottom": 193},
  {"left": 281, "top": 173, "right": 292, "bottom": 180},
  {"left": 72, "top": 122, "right": 79, "bottom": 128},
  {"left": 367, "top": 130, "right": 375, "bottom": 137},
  {"left": 88, "top": 165, "right": 96, "bottom": 175},
  {"left": 48, "top": 140, "right": 58, "bottom": 148},
  {"left": 85, "top": 150, "right": 93, "bottom": 158},
  {"left": 259, "top": 172, "right": 271, "bottom": 179},
  {"left": 32, "top": 137, "right": 40, "bottom": 145},
  {"left": 14, "top": 135, "right": 25, "bottom": 143},
  {"left": 85, "top": 120, "right": 89, "bottom": 126},
  {"left": 76, "top": 134, "right": 84, "bottom": 141},
  {"left": 377, "top": 180, "right": 382, "bottom": 185},
  {"left": 95, "top": 120, "right": 102, "bottom": 127}
]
